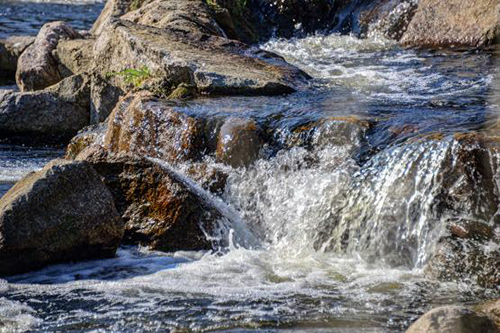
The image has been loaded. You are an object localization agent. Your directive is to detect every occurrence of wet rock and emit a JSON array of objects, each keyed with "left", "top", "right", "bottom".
[
  {"left": 103, "top": 92, "right": 210, "bottom": 163},
  {"left": 0, "top": 74, "right": 90, "bottom": 142},
  {"left": 66, "top": 123, "right": 107, "bottom": 160},
  {"left": 358, "top": 0, "right": 418, "bottom": 40},
  {"left": 401, "top": 0, "right": 500, "bottom": 48},
  {"left": 0, "top": 159, "right": 123, "bottom": 276},
  {"left": 93, "top": 19, "right": 309, "bottom": 96},
  {"left": 55, "top": 38, "right": 94, "bottom": 76},
  {"left": 185, "top": 163, "right": 228, "bottom": 195},
  {"left": 406, "top": 306, "right": 498, "bottom": 333},
  {"left": 16, "top": 21, "right": 81, "bottom": 92},
  {"left": 91, "top": 0, "right": 134, "bottom": 36},
  {"left": 0, "top": 36, "right": 35, "bottom": 83},
  {"left": 81, "top": 152, "right": 221, "bottom": 251},
  {"left": 122, "top": 0, "right": 226, "bottom": 36},
  {"left": 217, "top": 117, "right": 262, "bottom": 168}
]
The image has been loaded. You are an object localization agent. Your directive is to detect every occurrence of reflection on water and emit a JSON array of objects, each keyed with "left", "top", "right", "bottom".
[{"left": 0, "top": 0, "right": 103, "bottom": 39}]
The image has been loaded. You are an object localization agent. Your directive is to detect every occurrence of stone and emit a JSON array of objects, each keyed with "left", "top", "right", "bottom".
[
  {"left": 0, "top": 36, "right": 35, "bottom": 83},
  {"left": 122, "top": 0, "right": 226, "bottom": 37},
  {"left": 55, "top": 38, "right": 95, "bottom": 76},
  {"left": 0, "top": 159, "right": 123, "bottom": 276},
  {"left": 401, "top": 0, "right": 500, "bottom": 48},
  {"left": 91, "top": 0, "right": 134, "bottom": 36},
  {"left": 476, "top": 299, "right": 500, "bottom": 328},
  {"left": 90, "top": 74, "right": 124, "bottom": 124},
  {"left": 81, "top": 152, "right": 221, "bottom": 251},
  {"left": 406, "top": 306, "right": 498, "bottom": 333},
  {"left": 0, "top": 74, "right": 90, "bottom": 142},
  {"left": 16, "top": 21, "right": 81, "bottom": 92},
  {"left": 216, "top": 117, "right": 262, "bottom": 168},
  {"left": 66, "top": 123, "right": 107, "bottom": 160},
  {"left": 93, "top": 19, "right": 309, "bottom": 96},
  {"left": 358, "top": 0, "right": 418, "bottom": 40},
  {"left": 103, "top": 92, "right": 210, "bottom": 163}
]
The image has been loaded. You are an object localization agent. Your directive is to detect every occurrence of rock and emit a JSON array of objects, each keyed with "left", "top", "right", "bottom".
[
  {"left": 476, "top": 299, "right": 500, "bottom": 328},
  {"left": 401, "top": 0, "right": 500, "bottom": 48},
  {"left": 217, "top": 117, "right": 262, "bottom": 168},
  {"left": 0, "top": 36, "right": 35, "bottom": 83},
  {"left": 81, "top": 152, "right": 221, "bottom": 251},
  {"left": 90, "top": 74, "right": 124, "bottom": 124},
  {"left": 16, "top": 21, "right": 81, "bottom": 92},
  {"left": 0, "top": 159, "right": 123, "bottom": 276},
  {"left": 55, "top": 38, "right": 94, "bottom": 76},
  {"left": 91, "top": 0, "right": 134, "bottom": 36},
  {"left": 122, "top": 0, "right": 226, "bottom": 37},
  {"left": 93, "top": 19, "right": 309, "bottom": 96},
  {"left": 66, "top": 123, "right": 107, "bottom": 160},
  {"left": 358, "top": 0, "right": 418, "bottom": 40},
  {"left": 185, "top": 163, "right": 228, "bottom": 195},
  {"left": 103, "top": 92, "right": 210, "bottom": 163},
  {"left": 406, "top": 306, "right": 498, "bottom": 333},
  {"left": 0, "top": 74, "right": 90, "bottom": 142}
]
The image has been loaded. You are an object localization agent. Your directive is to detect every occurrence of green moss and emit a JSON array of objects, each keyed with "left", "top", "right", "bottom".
[
  {"left": 106, "top": 66, "right": 152, "bottom": 88},
  {"left": 167, "top": 84, "right": 196, "bottom": 100}
]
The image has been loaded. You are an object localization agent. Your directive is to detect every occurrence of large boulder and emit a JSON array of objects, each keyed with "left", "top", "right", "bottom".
[
  {"left": 476, "top": 299, "right": 500, "bottom": 328},
  {"left": 407, "top": 306, "right": 498, "bottom": 333},
  {"left": 103, "top": 92, "right": 211, "bottom": 163},
  {"left": 54, "top": 38, "right": 95, "bottom": 76},
  {"left": 401, "top": 0, "right": 500, "bottom": 48},
  {"left": 122, "top": 0, "right": 226, "bottom": 36},
  {"left": 16, "top": 21, "right": 81, "bottom": 92},
  {"left": 91, "top": 0, "right": 135, "bottom": 36},
  {"left": 79, "top": 151, "right": 222, "bottom": 251},
  {"left": 0, "top": 74, "right": 91, "bottom": 142},
  {"left": 0, "top": 159, "right": 123, "bottom": 276},
  {"left": 0, "top": 36, "right": 35, "bottom": 83},
  {"left": 93, "top": 19, "right": 309, "bottom": 96}
]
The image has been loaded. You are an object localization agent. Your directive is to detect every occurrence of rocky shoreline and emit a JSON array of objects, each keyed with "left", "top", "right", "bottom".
[{"left": 0, "top": 0, "right": 499, "bottom": 331}]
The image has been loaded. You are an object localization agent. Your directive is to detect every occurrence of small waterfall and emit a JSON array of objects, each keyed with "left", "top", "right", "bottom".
[{"left": 146, "top": 157, "right": 260, "bottom": 250}]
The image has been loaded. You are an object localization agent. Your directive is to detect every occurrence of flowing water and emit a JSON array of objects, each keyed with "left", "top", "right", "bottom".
[{"left": 1, "top": 4, "right": 500, "bottom": 332}]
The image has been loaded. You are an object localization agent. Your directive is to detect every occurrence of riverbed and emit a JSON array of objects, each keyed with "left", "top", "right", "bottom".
[{"left": 0, "top": 1, "right": 499, "bottom": 332}]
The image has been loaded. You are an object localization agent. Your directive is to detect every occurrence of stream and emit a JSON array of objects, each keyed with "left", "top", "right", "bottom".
[{"left": 0, "top": 1, "right": 499, "bottom": 332}]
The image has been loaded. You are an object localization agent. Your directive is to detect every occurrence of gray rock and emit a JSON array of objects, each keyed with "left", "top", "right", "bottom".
[
  {"left": 66, "top": 123, "right": 107, "bottom": 160},
  {"left": 90, "top": 74, "right": 124, "bottom": 124},
  {"left": 401, "top": 0, "right": 500, "bottom": 48},
  {"left": 0, "top": 74, "right": 90, "bottom": 141},
  {"left": 55, "top": 38, "right": 95, "bottom": 76},
  {"left": 16, "top": 21, "right": 81, "bottom": 92},
  {"left": 216, "top": 117, "right": 262, "bottom": 168},
  {"left": 0, "top": 159, "right": 123, "bottom": 276},
  {"left": 90, "top": 0, "right": 134, "bottom": 36},
  {"left": 122, "top": 0, "right": 226, "bottom": 36},
  {"left": 0, "top": 36, "right": 35, "bottom": 82},
  {"left": 407, "top": 306, "right": 498, "bottom": 333},
  {"left": 93, "top": 19, "right": 309, "bottom": 96}
]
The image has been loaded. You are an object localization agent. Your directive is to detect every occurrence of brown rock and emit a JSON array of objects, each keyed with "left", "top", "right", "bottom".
[
  {"left": 82, "top": 152, "right": 221, "bottom": 251},
  {"left": 401, "top": 0, "right": 500, "bottom": 48},
  {"left": 0, "top": 159, "right": 123, "bottom": 276},
  {"left": 55, "top": 38, "right": 95, "bottom": 76},
  {"left": 16, "top": 21, "right": 81, "bottom": 92},
  {"left": 216, "top": 117, "right": 262, "bottom": 168},
  {"left": 407, "top": 306, "right": 498, "bottom": 333}
]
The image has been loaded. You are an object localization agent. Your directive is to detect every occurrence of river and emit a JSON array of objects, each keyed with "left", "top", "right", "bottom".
[{"left": 0, "top": 1, "right": 499, "bottom": 332}]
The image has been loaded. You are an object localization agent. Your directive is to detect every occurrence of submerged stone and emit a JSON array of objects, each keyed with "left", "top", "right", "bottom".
[
  {"left": 217, "top": 117, "right": 262, "bottom": 168},
  {"left": 0, "top": 159, "right": 123, "bottom": 276},
  {"left": 407, "top": 306, "right": 498, "bottom": 333}
]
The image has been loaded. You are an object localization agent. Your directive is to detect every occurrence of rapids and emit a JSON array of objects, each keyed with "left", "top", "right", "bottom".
[{"left": 1, "top": 16, "right": 500, "bottom": 333}]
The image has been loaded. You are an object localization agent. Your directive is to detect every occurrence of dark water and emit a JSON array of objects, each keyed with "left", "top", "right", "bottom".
[
  {"left": 0, "top": 2, "right": 499, "bottom": 332},
  {"left": 0, "top": 0, "right": 104, "bottom": 39}
]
